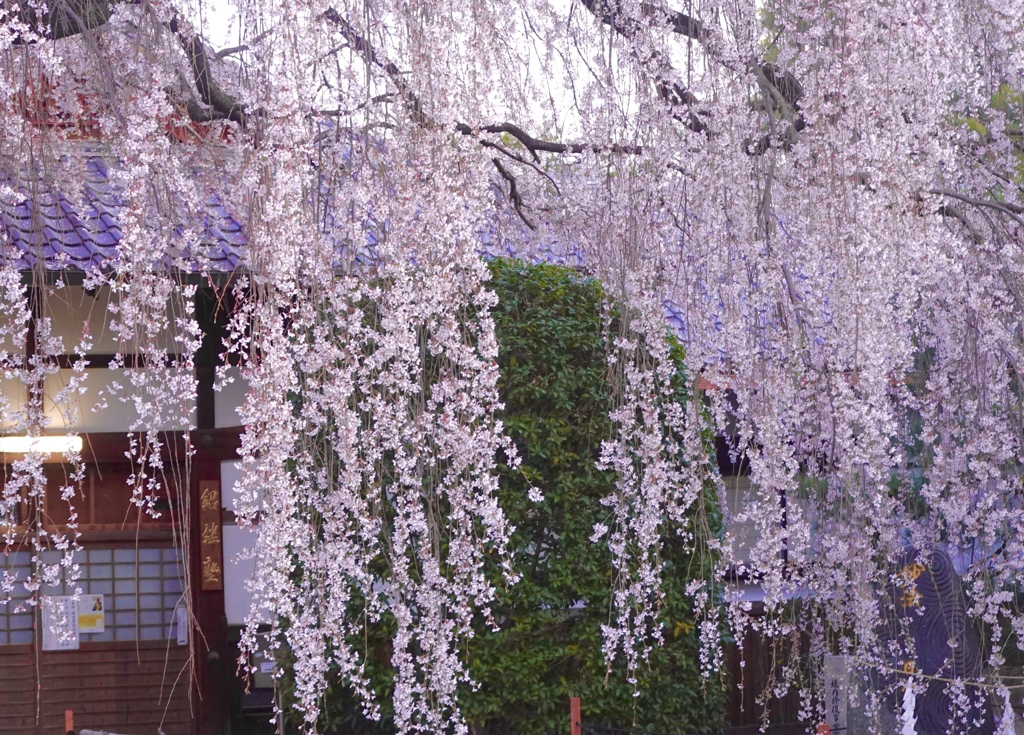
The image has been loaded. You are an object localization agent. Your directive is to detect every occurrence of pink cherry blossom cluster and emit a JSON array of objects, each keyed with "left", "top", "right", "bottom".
[{"left": 3, "top": 0, "right": 1024, "bottom": 729}]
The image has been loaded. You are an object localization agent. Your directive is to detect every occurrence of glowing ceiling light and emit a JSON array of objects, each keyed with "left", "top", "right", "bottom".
[{"left": 0, "top": 435, "right": 83, "bottom": 454}]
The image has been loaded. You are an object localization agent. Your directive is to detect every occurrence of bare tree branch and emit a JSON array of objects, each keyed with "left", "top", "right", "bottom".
[
  {"left": 655, "top": 80, "right": 707, "bottom": 135},
  {"left": 322, "top": 8, "right": 430, "bottom": 126},
  {"left": 759, "top": 62, "right": 803, "bottom": 110},
  {"left": 214, "top": 45, "right": 249, "bottom": 59},
  {"left": 580, "top": 0, "right": 704, "bottom": 42},
  {"left": 314, "top": 93, "right": 398, "bottom": 119},
  {"left": 212, "top": 26, "right": 276, "bottom": 59},
  {"left": 185, "top": 99, "right": 229, "bottom": 123},
  {"left": 322, "top": 10, "right": 643, "bottom": 158},
  {"left": 929, "top": 189, "right": 1024, "bottom": 230},
  {"left": 744, "top": 116, "right": 806, "bottom": 156},
  {"left": 12, "top": 1, "right": 250, "bottom": 126},
  {"left": 492, "top": 157, "right": 536, "bottom": 230},
  {"left": 479, "top": 139, "right": 561, "bottom": 193},
  {"left": 580, "top": 0, "right": 804, "bottom": 147},
  {"left": 579, "top": 0, "right": 709, "bottom": 135},
  {"left": 457, "top": 122, "right": 642, "bottom": 156},
  {"left": 936, "top": 204, "right": 984, "bottom": 244}
]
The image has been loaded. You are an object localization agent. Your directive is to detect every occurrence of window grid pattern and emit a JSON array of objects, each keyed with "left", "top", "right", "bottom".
[
  {"left": 0, "top": 551, "right": 34, "bottom": 645},
  {"left": 0, "top": 547, "right": 184, "bottom": 644}
]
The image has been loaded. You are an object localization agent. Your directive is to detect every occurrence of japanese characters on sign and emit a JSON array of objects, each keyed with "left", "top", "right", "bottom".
[
  {"left": 41, "top": 595, "right": 80, "bottom": 651},
  {"left": 823, "top": 654, "right": 848, "bottom": 734},
  {"left": 199, "top": 480, "right": 224, "bottom": 591}
]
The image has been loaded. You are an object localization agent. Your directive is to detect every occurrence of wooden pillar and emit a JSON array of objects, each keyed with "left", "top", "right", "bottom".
[
  {"left": 192, "top": 285, "right": 233, "bottom": 734},
  {"left": 569, "top": 697, "right": 581, "bottom": 735},
  {"left": 192, "top": 470, "right": 230, "bottom": 735}
]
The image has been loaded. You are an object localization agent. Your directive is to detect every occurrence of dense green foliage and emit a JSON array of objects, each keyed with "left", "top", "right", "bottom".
[{"left": 284, "top": 258, "right": 726, "bottom": 734}]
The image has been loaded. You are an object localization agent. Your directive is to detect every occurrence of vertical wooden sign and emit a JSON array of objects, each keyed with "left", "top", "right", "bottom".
[
  {"left": 198, "top": 480, "right": 223, "bottom": 591},
  {"left": 822, "top": 655, "right": 848, "bottom": 734}
]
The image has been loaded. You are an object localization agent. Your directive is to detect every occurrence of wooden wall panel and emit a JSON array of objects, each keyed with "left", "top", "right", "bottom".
[
  {"left": 725, "top": 626, "right": 803, "bottom": 730},
  {"left": 0, "top": 642, "right": 193, "bottom": 735},
  {"left": 0, "top": 646, "right": 36, "bottom": 732}
]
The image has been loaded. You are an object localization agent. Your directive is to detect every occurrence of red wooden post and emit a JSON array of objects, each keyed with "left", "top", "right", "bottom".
[
  {"left": 570, "top": 696, "right": 582, "bottom": 735},
  {"left": 64, "top": 709, "right": 74, "bottom": 735},
  {"left": 817, "top": 725, "right": 831, "bottom": 735}
]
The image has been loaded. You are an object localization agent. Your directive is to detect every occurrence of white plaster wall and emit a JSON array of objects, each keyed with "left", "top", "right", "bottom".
[
  {"left": 220, "top": 458, "right": 244, "bottom": 512},
  {"left": 223, "top": 525, "right": 259, "bottom": 626},
  {"left": 726, "top": 581, "right": 767, "bottom": 603},
  {"left": 723, "top": 474, "right": 757, "bottom": 567},
  {"left": 46, "top": 285, "right": 188, "bottom": 355},
  {"left": 46, "top": 285, "right": 122, "bottom": 354},
  {"left": 214, "top": 366, "right": 247, "bottom": 428},
  {"left": 43, "top": 368, "right": 196, "bottom": 432},
  {"left": 221, "top": 459, "right": 264, "bottom": 626},
  {"left": 0, "top": 313, "right": 25, "bottom": 358},
  {"left": 0, "top": 380, "right": 27, "bottom": 430}
]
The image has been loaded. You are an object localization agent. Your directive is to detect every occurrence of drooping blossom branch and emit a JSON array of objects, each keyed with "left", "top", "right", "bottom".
[{"left": 3, "top": 0, "right": 1024, "bottom": 730}]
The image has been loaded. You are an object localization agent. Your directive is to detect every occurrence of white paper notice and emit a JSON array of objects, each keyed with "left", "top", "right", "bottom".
[{"left": 41, "top": 595, "right": 80, "bottom": 651}]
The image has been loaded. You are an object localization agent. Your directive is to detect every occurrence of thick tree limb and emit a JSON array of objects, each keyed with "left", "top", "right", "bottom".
[
  {"left": 492, "top": 158, "right": 536, "bottom": 230},
  {"left": 322, "top": 8, "right": 429, "bottom": 126},
  {"left": 8, "top": 0, "right": 118, "bottom": 41},
  {"left": 457, "top": 122, "right": 642, "bottom": 156},
  {"left": 322, "top": 9, "right": 643, "bottom": 157},
  {"left": 11, "top": 0, "right": 248, "bottom": 126},
  {"left": 480, "top": 139, "right": 561, "bottom": 193},
  {"left": 936, "top": 203, "right": 984, "bottom": 244},
  {"left": 581, "top": 0, "right": 704, "bottom": 42},
  {"left": 183, "top": 35, "right": 245, "bottom": 124},
  {"left": 581, "top": 0, "right": 803, "bottom": 145},
  {"left": 745, "top": 116, "right": 806, "bottom": 156},
  {"left": 743, "top": 62, "right": 805, "bottom": 155},
  {"left": 580, "top": 0, "right": 708, "bottom": 135},
  {"left": 167, "top": 16, "right": 247, "bottom": 125},
  {"left": 214, "top": 44, "right": 248, "bottom": 59},
  {"left": 760, "top": 63, "right": 803, "bottom": 110},
  {"left": 929, "top": 189, "right": 1024, "bottom": 230},
  {"left": 185, "top": 99, "right": 229, "bottom": 122},
  {"left": 655, "top": 79, "right": 708, "bottom": 135}
]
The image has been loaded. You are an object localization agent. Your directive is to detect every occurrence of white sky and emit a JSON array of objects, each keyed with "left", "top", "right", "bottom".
[{"left": 193, "top": 0, "right": 237, "bottom": 50}]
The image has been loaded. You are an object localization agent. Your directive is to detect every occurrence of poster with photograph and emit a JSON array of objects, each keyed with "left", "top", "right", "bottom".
[{"left": 78, "top": 594, "right": 105, "bottom": 633}]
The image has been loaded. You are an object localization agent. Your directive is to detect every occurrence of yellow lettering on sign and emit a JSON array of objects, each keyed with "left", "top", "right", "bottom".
[
  {"left": 200, "top": 486, "right": 220, "bottom": 511},
  {"left": 901, "top": 562, "right": 926, "bottom": 582},
  {"left": 202, "top": 556, "right": 222, "bottom": 585},
  {"left": 201, "top": 522, "right": 221, "bottom": 545},
  {"left": 899, "top": 588, "right": 922, "bottom": 608}
]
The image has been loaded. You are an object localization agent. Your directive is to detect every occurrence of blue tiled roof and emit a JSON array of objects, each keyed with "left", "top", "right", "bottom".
[
  {"left": 1, "top": 158, "right": 245, "bottom": 272},
  {"left": 0, "top": 157, "right": 689, "bottom": 335}
]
